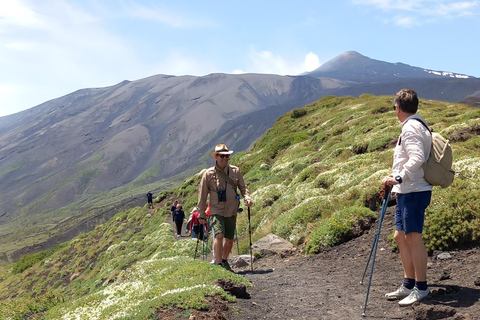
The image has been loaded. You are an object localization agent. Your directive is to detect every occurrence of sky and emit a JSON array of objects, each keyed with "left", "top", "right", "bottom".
[{"left": 1, "top": 0, "right": 479, "bottom": 117}]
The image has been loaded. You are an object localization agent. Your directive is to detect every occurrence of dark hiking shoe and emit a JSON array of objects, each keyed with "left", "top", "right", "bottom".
[{"left": 219, "top": 260, "right": 233, "bottom": 272}]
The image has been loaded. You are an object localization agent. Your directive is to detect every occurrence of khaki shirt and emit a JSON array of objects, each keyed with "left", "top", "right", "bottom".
[{"left": 197, "top": 164, "right": 250, "bottom": 219}]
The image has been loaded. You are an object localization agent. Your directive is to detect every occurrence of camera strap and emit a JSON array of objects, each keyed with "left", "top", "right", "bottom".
[{"left": 215, "top": 167, "right": 238, "bottom": 193}]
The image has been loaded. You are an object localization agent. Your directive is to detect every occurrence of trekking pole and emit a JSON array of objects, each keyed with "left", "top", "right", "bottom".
[
  {"left": 360, "top": 185, "right": 391, "bottom": 284},
  {"left": 194, "top": 234, "right": 200, "bottom": 260},
  {"left": 248, "top": 207, "right": 253, "bottom": 272},
  {"left": 204, "top": 217, "right": 210, "bottom": 261},
  {"left": 361, "top": 185, "right": 391, "bottom": 317},
  {"left": 235, "top": 227, "right": 240, "bottom": 255}
]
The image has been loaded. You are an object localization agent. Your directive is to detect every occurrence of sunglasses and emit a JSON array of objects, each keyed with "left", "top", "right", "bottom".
[
  {"left": 393, "top": 105, "right": 397, "bottom": 111},
  {"left": 218, "top": 154, "right": 230, "bottom": 159}
]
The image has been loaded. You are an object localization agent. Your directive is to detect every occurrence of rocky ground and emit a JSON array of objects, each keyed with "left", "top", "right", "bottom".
[{"left": 163, "top": 207, "right": 480, "bottom": 320}]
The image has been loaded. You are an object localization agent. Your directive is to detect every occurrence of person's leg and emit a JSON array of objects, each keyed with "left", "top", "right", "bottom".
[
  {"left": 405, "top": 232, "right": 427, "bottom": 282},
  {"left": 402, "top": 191, "right": 431, "bottom": 284},
  {"left": 222, "top": 239, "right": 234, "bottom": 260},
  {"left": 176, "top": 221, "right": 182, "bottom": 235},
  {"left": 214, "top": 233, "right": 224, "bottom": 264},
  {"left": 397, "top": 191, "right": 431, "bottom": 306},
  {"left": 394, "top": 230, "right": 415, "bottom": 279}
]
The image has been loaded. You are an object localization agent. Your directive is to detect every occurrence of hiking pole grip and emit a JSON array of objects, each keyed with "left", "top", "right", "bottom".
[{"left": 248, "top": 207, "right": 253, "bottom": 272}]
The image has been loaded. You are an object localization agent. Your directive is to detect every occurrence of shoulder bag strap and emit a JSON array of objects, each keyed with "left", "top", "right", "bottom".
[{"left": 215, "top": 167, "right": 238, "bottom": 191}]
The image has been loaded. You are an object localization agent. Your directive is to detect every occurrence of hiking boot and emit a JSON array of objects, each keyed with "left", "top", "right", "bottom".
[
  {"left": 385, "top": 285, "right": 412, "bottom": 300},
  {"left": 398, "top": 287, "right": 430, "bottom": 306},
  {"left": 219, "top": 260, "right": 233, "bottom": 272}
]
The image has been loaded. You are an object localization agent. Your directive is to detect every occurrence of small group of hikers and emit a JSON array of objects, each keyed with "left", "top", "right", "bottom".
[{"left": 150, "top": 88, "right": 435, "bottom": 307}]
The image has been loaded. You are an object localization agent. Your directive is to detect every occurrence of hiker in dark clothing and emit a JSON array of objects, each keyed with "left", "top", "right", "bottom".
[
  {"left": 171, "top": 200, "right": 178, "bottom": 221},
  {"left": 146, "top": 191, "right": 154, "bottom": 209},
  {"left": 173, "top": 204, "right": 185, "bottom": 236}
]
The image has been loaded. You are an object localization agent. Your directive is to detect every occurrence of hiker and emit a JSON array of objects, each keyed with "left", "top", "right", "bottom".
[
  {"left": 146, "top": 191, "right": 154, "bottom": 209},
  {"left": 382, "top": 88, "right": 432, "bottom": 306},
  {"left": 188, "top": 207, "right": 204, "bottom": 240},
  {"left": 173, "top": 203, "right": 185, "bottom": 236},
  {"left": 197, "top": 144, "right": 253, "bottom": 271},
  {"left": 171, "top": 200, "right": 178, "bottom": 221}
]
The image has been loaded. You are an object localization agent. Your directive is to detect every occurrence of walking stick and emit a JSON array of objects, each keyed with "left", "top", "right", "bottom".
[
  {"left": 204, "top": 217, "right": 210, "bottom": 261},
  {"left": 248, "top": 207, "right": 253, "bottom": 272},
  {"left": 194, "top": 234, "right": 200, "bottom": 260},
  {"left": 235, "top": 227, "right": 240, "bottom": 255},
  {"left": 361, "top": 185, "right": 391, "bottom": 317}
]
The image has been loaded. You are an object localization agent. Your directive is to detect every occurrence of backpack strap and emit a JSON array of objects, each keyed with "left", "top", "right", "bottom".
[{"left": 409, "top": 118, "right": 431, "bottom": 134}]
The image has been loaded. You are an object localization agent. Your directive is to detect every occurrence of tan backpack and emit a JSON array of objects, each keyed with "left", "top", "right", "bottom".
[{"left": 412, "top": 118, "right": 455, "bottom": 188}]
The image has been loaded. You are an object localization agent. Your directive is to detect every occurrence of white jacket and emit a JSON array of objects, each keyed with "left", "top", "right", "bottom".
[{"left": 392, "top": 114, "right": 432, "bottom": 194}]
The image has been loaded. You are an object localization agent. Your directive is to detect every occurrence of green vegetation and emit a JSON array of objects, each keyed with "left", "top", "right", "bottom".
[{"left": 1, "top": 94, "right": 479, "bottom": 319}]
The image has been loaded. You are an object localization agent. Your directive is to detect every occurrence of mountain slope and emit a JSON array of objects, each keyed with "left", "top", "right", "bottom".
[
  {"left": 0, "top": 94, "right": 479, "bottom": 319},
  {"left": 1, "top": 51, "right": 480, "bottom": 263},
  {"left": 305, "top": 51, "right": 473, "bottom": 82},
  {"left": 0, "top": 73, "right": 327, "bottom": 262}
]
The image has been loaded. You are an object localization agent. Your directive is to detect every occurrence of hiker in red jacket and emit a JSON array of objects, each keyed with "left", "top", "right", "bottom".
[{"left": 188, "top": 207, "right": 205, "bottom": 240}]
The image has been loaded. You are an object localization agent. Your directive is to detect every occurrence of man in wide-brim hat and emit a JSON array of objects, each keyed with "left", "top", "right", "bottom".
[{"left": 197, "top": 144, "right": 253, "bottom": 271}]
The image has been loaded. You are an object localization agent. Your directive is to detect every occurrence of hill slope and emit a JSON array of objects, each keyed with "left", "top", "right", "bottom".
[
  {"left": 1, "top": 51, "right": 480, "bottom": 264},
  {"left": 0, "top": 94, "right": 479, "bottom": 319}
]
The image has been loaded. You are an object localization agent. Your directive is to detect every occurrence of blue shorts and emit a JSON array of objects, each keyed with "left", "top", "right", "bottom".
[{"left": 395, "top": 191, "right": 432, "bottom": 234}]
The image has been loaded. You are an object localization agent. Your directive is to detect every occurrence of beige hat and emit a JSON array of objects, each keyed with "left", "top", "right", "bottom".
[{"left": 210, "top": 144, "right": 233, "bottom": 159}]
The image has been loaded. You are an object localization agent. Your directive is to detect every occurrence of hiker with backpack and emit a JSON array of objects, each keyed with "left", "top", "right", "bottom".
[
  {"left": 381, "top": 88, "right": 432, "bottom": 306},
  {"left": 197, "top": 144, "right": 253, "bottom": 272},
  {"left": 188, "top": 207, "right": 205, "bottom": 240}
]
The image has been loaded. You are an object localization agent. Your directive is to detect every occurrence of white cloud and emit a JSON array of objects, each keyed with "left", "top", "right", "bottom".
[
  {"left": 245, "top": 49, "right": 318, "bottom": 75},
  {"left": 232, "top": 69, "right": 246, "bottom": 74},
  {"left": 393, "top": 15, "right": 417, "bottom": 27},
  {"left": 151, "top": 51, "right": 217, "bottom": 76},
  {"left": 433, "top": 1, "right": 478, "bottom": 17},
  {"left": 0, "top": 1, "right": 149, "bottom": 116},
  {"left": 119, "top": 2, "right": 216, "bottom": 28},
  {"left": 353, "top": 0, "right": 479, "bottom": 24},
  {"left": 352, "top": 0, "right": 417, "bottom": 10},
  {"left": 304, "top": 52, "right": 321, "bottom": 72},
  {"left": 0, "top": 0, "right": 46, "bottom": 28}
]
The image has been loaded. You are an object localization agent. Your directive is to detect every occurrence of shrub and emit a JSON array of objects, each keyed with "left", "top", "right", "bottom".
[
  {"left": 291, "top": 109, "right": 307, "bottom": 119},
  {"left": 272, "top": 197, "right": 335, "bottom": 244},
  {"left": 423, "top": 181, "right": 480, "bottom": 252},
  {"left": 12, "top": 245, "right": 64, "bottom": 274},
  {"left": 305, "top": 206, "right": 376, "bottom": 254}
]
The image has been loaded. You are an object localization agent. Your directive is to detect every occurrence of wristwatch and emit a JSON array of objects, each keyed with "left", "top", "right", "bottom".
[{"left": 395, "top": 175, "right": 403, "bottom": 184}]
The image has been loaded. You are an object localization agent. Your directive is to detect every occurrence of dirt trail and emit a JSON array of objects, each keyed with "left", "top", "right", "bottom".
[
  {"left": 230, "top": 207, "right": 480, "bottom": 320},
  {"left": 163, "top": 206, "right": 480, "bottom": 319}
]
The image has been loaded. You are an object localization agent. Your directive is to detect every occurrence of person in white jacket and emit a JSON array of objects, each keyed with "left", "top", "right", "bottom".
[{"left": 382, "top": 88, "right": 432, "bottom": 306}]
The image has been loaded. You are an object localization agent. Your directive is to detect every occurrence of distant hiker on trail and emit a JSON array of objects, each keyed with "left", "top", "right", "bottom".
[
  {"left": 188, "top": 207, "right": 205, "bottom": 240},
  {"left": 173, "top": 203, "right": 185, "bottom": 236},
  {"left": 146, "top": 191, "right": 154, "bottom": 209},
  {"left": 382, "top": 88, "right": 432, "bottom": 306},
  {"left": 197, "top": 144, "right": 253, "bottom": 272},
  {"left": 171, "top": 200, "right": 178, "bottom": 220}
]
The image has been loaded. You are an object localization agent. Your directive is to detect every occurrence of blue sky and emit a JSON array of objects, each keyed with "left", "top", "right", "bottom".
[{"left": 1, "top": 0, "right": 479, "bottom": 117}]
